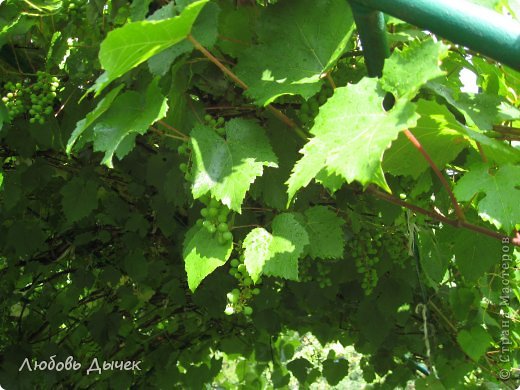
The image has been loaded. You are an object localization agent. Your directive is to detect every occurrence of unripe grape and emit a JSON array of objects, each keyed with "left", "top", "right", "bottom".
[
  {"left": 230, "top": 258, "right": 239, "bottom": 268},
  {"left": 208, "top": 207, "right": 218, "bottom": 217},
  {"left": 243, "top": 306, "right": 253, "bottom": 315},
  {"left": 223, "top": 231, "right": 233, "bottom": 241},
  {"left": 217, "top": 223, "right": 229, "bottom": 232},
  {"left": 252, "top": 288, "right": 260, "bottom": 295},
  {"left": 224, "top": 306, "right": 235, "bottom": 315},
  {"left": 227, "top": 292, "right": 239, "bottom": 304}
]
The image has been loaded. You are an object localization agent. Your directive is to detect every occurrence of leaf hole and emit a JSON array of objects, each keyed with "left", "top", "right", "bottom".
[{"left": 382, "top": 92, "right": 395, "bottom": 112}]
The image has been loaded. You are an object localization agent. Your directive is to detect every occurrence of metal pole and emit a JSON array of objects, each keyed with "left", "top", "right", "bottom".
[
  {"left": 351, "top": 0, "right": 520, "bottom": 71},
  {"left": 350, "top": 2, "right": 390, "bottom": 77}
]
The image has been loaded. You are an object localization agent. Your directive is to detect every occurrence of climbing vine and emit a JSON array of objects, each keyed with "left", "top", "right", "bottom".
[{"left": 0, "top": 0, "right": 519, "bottom": 388}]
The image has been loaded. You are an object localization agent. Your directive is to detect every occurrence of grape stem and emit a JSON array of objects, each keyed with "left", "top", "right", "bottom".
[
  {"left": 367, "top": 186, "right": 518, "bottom": 246},
  {"left": 187, "top": 34, "right": 308, "bottom": 141},
  {"left": 157, "top": 120, "right": 189, "bottom": 140},
  {"left": 403, "top": 129, "right": 465, "bottom": 221},
  {"left": 149, "top": 127, "right": 187, "bottom": 141}
]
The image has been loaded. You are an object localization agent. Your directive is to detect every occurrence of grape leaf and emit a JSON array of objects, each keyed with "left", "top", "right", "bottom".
[
  {"left": 190, "top": 119, "right": 278, "bottom": 212},
  {"left": 452, "top": 229, "right": 501, "bottom": 282},
  {"left": 66, "top": 84, "right": 125, "bottom": 154},
  {"left": 92, "top": 0, "right": 208, "bottom": 94},
  {"left": 217, "top": 1, "right": 256, "bottom": 58},
  {"left": 383, "top": 100, "right": 467, "bottom": 178},
  {"left": 322, "top": 359, "right": 349, "bottom": 386},
  {"left": 417, "top": 230, "right": 449, "bottom": 285},
  {"left": 454, "top": 163, "right": 520, "bottom": 233},
  {"left": 381, "top": 38, "right": 449, "bottom": 101},
  {"left": 148, "top": 2, "right": 220, "bottom": 76},
  {"left": 457, "top": 127, "right": 520, "bottom": 165},
  {"left": 303, "top": 206, "right": 345, "bottom": 259},
  {"left": 234, "top": 0, "right": 354, "bottom": 106},
  {"left": 92, "top": 79, "right": 168, "bottom": 167},
  {"left": 183, "top": 225, "right": 233, "bottom": 292},
  {"left": 243, "top": 213, "right": 309, "bottom": 282},
  {"left": 457, "top": 326, "right": 492, "bottom": 361},
  {"left": 61, "top": 177, "right": 99, "bottom": 223},
  {"left": 287, "top": 78, "right": 419, "bottom": 202},
  {"left": 427, "top": 81, "right": 520, "bottom": 130}
]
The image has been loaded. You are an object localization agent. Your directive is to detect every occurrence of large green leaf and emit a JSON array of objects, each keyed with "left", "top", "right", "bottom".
[
  {"left": 61, "top": 177, "right": 99, "bottom": 223},
  {"left": 452, "top": 229, "right": 501, "bottom": 282},
  {"left": 66, "top": 84, "right": 125, "bottom": 154},
  {"left": 322, "top": 358, "right": 349, "bottom": 386},
  {"left": 287, "top": 78, "right": 419, "bottom": 202},
  {"left": 303, "top": 206, "right": 345, "bottom": 260},
  {"left": 381, "top": 39, "right": 449, "bottom": 101},
  {"left": 92, "top": 0, "right": 208, "bottom": 94},
  {"left": 457, "top": 326, "right": 492, "bottom": 361},
  {"left": 190, "top": 119, "right": 278, "bottom": 212},
  {"left": 243, "top": 213, "right": 309, "bottom": 282},
  {"left": 427, "top": 81, "right": 520, "bottom": 130},
  {"left": 383, "top": 100, "right": 467, "bottom": 178},
  {"left": 148, "top": 2, "right": 220, "bottom": 76},
  {"left": 92, "top": 79, "right": 168, "bottom": 167},
  {"left": 183, "top": 225, "right": 233, "bottom": 292},
  {"left": 454, "top": 163, "right": 520, "bottom": 233},
  {"left": 234, "top": 0, "right": 354, "bottom": 106}
]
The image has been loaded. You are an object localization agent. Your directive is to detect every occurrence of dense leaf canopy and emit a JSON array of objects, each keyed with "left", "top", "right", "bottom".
[{"left": 0, "top": 0, "right": 519, "bottom": 388}]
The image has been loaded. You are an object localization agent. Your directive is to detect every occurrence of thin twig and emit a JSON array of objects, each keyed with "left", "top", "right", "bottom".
[
  {"left": 493, "top": 125, "right": 520, "bottom": 135},
  {"left": 367, "top": 186, "right": 517, "bottom": 245},
  {"left": 187, "top": 34, "right": 307, "bottom": 141},
  {"left": 149, "top": 127, "right": 186, "bottom": 141},
  {"left": 326, "top": 73, "right": 336, "bottom": 89},
  {"left": 476, "top": 142, "right": 488, "bottom": 163},
  {"left": 157, "top": 120, "right": 189, "bottom": 140},
  {"left": 403, "top": 129, "right": 465, "bottom": 221}
]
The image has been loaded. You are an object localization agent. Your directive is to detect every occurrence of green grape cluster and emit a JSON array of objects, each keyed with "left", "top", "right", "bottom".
[
  {"left": 298, "top": 257, "right": 313, "bottom": 282},
  {"left": 28, "top": 72, "right": 59, "bottom": 124},
  {"left": 316, "top": 262, "right": 332, "bottom": 288},
  {"left": 1, "top": 81, "right": 27, "bottom": 121},
  {"left": 382, "top": 233, "right": 408, "bottom": 268},
  {"left": 225, "top": 253, "right": 261, "bottom": 316},
  {"left": 196, "top": 197, "right": 233, "bottom": 245},
  {"left": 204, "top": 114, "right": 226, "bottom": 136},
  {"left": 177, "top": 139, "right": 193, "bottom": 182},
  {"left": 348, "top": 229, "right": 382, "bottom": 295},
  {"left": 63, "top": 0, "right": 86, "bottom": 17},
  {"left": 2, "top": 72, "right": 59, "bottom": 124},
  {"left": 298, "top": 84, "right": 333, "bottom": 125}
]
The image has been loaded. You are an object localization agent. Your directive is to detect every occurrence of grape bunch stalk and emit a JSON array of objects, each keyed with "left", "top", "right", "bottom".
[{"left": 225, "top": 253, "right": 261, "bottom": 316}]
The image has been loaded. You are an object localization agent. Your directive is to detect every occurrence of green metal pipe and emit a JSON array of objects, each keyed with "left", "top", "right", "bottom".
[
  {"left": 349, "top": 2, "right": 390, "bottom": 77},
  {"left": 351, "top": 0, "right": 520, "bottom": 71}
]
